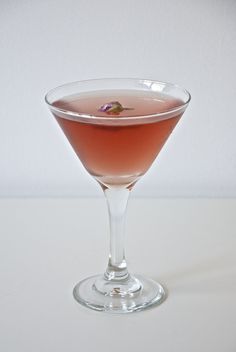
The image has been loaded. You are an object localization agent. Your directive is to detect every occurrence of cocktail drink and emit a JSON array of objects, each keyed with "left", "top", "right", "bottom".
[{"left": 45, "top": 78, "right": 191, "bottom": 313}]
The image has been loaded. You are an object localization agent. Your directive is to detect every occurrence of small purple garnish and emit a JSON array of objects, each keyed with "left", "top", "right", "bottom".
[{"left": 98, "top": 101, "right": 133, "bottom": 115}]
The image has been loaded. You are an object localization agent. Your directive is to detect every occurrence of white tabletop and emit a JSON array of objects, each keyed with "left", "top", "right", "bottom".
[{"left": 0, "top": 198, "right": 236, "bottom": 351}]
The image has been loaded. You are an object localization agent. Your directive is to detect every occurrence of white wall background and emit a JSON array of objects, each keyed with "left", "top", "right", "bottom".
[{"left": 1, "top": 0, "right": 236, "bottom": 197}]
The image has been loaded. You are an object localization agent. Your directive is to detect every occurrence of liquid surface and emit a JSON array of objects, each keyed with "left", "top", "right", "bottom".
[
  {"left": 52, "top": 91, "right": 184, "bottom": 188},
  {"left": 53, "top": 89, "right": 183, "bottom": 118}
]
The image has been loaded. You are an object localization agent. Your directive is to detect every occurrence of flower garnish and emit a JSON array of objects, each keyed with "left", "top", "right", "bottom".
[{"left": 98, "top": 101, "right": 133, "bottom": 115}]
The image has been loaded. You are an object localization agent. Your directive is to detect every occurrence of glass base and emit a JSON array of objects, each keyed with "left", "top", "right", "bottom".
[{"left": 73, "top": 274, "right": 166, "bottom": 313}]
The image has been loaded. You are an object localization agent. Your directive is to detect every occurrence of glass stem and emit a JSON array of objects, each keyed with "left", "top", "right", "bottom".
[{"left": 104, "top": 188, "right": 130, "bottom": 281}]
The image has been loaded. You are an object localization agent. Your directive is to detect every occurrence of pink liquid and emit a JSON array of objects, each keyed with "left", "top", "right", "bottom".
[{"left": 52, "top": 90, "right": 184, "bottom": 188}]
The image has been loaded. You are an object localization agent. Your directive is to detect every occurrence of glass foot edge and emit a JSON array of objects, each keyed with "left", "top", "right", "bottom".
[{"left": 73, "top": 274, "right": 167, "bottom": 314}]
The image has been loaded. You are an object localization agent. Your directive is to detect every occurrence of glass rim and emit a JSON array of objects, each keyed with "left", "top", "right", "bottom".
[{"left": 45, "top": 77, "right": 191, "bottom": 122}]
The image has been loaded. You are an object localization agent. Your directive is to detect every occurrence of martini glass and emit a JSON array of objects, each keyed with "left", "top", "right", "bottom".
[{"left": 45, "top": 78, "right": 191, "bottom": 313}]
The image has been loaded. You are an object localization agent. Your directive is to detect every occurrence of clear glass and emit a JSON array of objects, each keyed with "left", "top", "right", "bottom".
[{"left": 45, "top": 78, "right": 191, "bottom": 313}]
